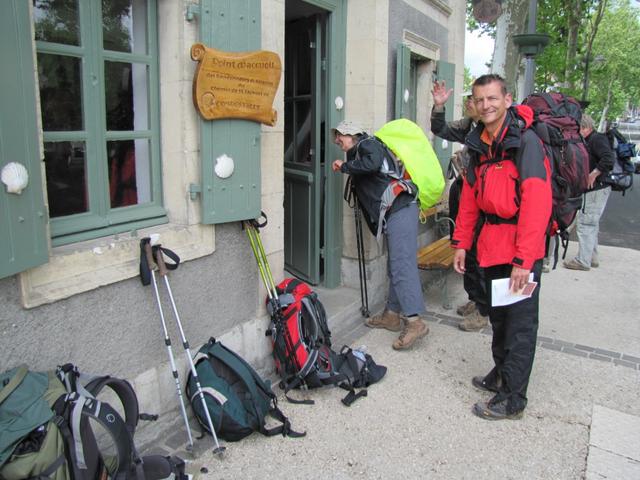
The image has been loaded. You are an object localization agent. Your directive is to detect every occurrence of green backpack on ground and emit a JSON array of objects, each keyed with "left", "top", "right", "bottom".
[
  {"left": 0, "top": 364, "right": 186, "bottom": 480},
  {"left": 375, "top": 118, "right": 446, "bottom": 211},
  {"left": 187, "top": 337, "right": 305, "bottom": 442}
]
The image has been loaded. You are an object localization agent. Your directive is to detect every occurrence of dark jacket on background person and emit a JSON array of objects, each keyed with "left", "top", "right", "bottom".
[
  {"left": 452, "top": 105, "right": 552, "bottom": 270},
  {"left": 340, "top": 134, "right": 413, "bottom": 235},
  {"left": 583, "top": 130, "right": 615, "bottom": 191},
  {"left": 431, "top": 107, "right": 475, "bottom": 144}
]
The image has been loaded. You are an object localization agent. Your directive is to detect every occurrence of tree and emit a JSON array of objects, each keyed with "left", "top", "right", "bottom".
[{"left": 586, "top": 0, "right": 640, "bottom": 127}]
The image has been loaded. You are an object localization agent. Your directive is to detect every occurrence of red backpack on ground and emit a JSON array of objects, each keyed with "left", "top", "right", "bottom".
[
  {"left": 522, "top": 92, "right": 590, "bottom": 266},
  {"left": 266, "top": 278, "right": 344, "bottom": 401}
]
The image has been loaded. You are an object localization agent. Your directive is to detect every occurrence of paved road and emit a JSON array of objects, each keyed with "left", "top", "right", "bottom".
[
  {"left": 600, "top": 182, "right": 640, "bottom": 250},
  {"left": 599, "top": 121, "right": 640, "bottom": 250}
]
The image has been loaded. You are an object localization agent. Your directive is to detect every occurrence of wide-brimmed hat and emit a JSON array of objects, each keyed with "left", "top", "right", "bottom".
[{"left": 331, "top": 120, "right": 366, "bottom": 139}]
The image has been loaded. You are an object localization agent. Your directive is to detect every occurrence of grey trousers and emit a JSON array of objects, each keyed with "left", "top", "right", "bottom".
[
  {"left": 384, "top": 201, "right": 426, "bottom": 316},
  {"left": 575, "top": 187, "right": 611, "bottom": 267}
]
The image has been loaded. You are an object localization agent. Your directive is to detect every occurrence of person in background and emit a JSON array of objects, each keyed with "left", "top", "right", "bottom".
[
  {"left": 563, "top": 114, "right": 614, "bottom": 271},
  {"left": 431, "top": 82, "right": 488, "bottom": 332},
  {"left": 452, "top": 74, "right": 552, "bottom": 420},
  {"left": 331, "top": 120, "right": 429, "bottom": 351}
]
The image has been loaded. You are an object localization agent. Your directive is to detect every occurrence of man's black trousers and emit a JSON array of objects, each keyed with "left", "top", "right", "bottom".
[{"left": 482, "top": 260, "right": 542, "bottom": 413}]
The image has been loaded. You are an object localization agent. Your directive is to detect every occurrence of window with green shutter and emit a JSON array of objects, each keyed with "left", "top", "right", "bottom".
[{"left": 34, "top": 0, "right": 165, "bottom": 246}]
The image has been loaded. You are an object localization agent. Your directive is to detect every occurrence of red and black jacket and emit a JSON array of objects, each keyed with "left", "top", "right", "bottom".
[{"left": 451, "top": 105, "right": 552, "bottom": 270}]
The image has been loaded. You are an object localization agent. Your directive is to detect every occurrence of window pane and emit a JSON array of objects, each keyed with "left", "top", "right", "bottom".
[
  {"left": 37, "top": 53, "right": 84, "bottom": 131},
  {"left": 44, "top": 141, "right": 88, "bottom": 217},
  {"left": 33, "top": 0, "right": 80, "bottom": 46},
  {"left": 105, "top": 61, "right": 149, "bottom": 131},
  {"left": 107, "top": 139, "right": 151, "bottom": 208},
  {"left": 102, "top": 0, "right": 148, "bottom": 54}
]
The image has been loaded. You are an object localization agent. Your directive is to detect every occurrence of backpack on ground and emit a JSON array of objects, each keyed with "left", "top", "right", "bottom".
[
  {"left": 186, "top": 337, "right": 304, "bottom": 442},
  {"left": 266, "top": 278, "right": 344, "bottom": 401},
  {"left": 266, "top": 278, "right": 386, "bottom": 406},
  {"left": 521, "top": 92, "right": 590, "bottom": 266},
  {"left": 334, "top": 346, "right": 387, "bottom": 406},
  {"left": 0, "top": 364, "right": 186, "bottom": 480},
  {"left": 604, "top": 127, "right": 635, "bottom": 194},
  {"left": 374, "top": 119, "right": 446, "bottom": 215}
]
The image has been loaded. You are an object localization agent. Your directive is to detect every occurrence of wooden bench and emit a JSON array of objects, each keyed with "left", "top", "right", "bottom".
[{"left": 417, "top": 206, "right": 456, "bottom": 310}]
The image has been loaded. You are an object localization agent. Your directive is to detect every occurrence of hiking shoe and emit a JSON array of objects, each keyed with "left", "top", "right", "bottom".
[
  {"left": 456, "top": 301, "right": 476, "bottom": 317},
  {"left": 392, "top": 317, "right": 429, "bottom": 350},
  {"left": 366, "top": 309, "right": 403, "bottom": 332},
  {"left": 458, "top": 311, "right": 489, "bottom": 332},
  {"left": 563, "top": 259, "right": 590, "bottom": 271},
  {"left": 472, "top": 400, "right": 523, "bottom": 421},
  {"left": 471, "top": 376, "right": 500, "bottom": 393}
]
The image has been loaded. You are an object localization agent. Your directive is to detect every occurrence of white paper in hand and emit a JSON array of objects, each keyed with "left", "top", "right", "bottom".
[{"left": 491, "top": 273, "right": 536, "bottom": 307}]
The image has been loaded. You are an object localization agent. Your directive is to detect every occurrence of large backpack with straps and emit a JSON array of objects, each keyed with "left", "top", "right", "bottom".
[
  {"left": 521, "top": 92, "right": 590, "bottom": 265},
  {"left": 266, "top": 278, "right": 344, "bottom": 401},
  {"left": 374, "top": 119, "right": 446, "bottom": 214},
  {"left": 266, "top": 278, "right": 387, "bottom": 406},
  {"left": 186, "top": 337, "right": 304, "bottom": 441},
  {"left": 0, "top": 365, "right": 186, "bottom": 480},
  {"left": 604, "top": 127, "right": 635, "bottom": 194}
]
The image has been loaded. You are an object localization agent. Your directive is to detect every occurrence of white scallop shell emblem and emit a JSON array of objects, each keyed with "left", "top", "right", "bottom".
[
  {"left": 1, "top": 162, "right": 29, "bottom": 194},
  {"left": 214, "top": 154, "right": 234, "bottom": 179}
]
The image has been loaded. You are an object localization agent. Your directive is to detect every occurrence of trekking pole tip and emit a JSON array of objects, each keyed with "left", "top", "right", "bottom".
[{"left": 213, "top": 446, "right": 226, "bottom": 457}]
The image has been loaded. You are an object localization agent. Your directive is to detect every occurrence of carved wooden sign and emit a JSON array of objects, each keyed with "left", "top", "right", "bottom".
[{"left": 190, "top": 43, "right": 282, "bottom": 126}]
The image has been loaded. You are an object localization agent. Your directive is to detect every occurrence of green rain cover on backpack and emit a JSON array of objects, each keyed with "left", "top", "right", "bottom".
[{"left": 375, "top": 118, "right": 445, "bottom": 210}]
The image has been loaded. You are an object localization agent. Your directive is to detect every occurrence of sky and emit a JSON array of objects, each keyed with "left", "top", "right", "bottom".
[{"left": 464, "top": 29, "right": 494, "bottom": 78}]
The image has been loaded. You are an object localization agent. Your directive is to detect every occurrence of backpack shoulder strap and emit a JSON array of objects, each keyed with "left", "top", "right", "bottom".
[{"left": 84, "top": 376, "right": 140, "bottom": 435}]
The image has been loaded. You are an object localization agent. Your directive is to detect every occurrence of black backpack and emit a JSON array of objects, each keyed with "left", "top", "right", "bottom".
[
  {"left": 0, "top": 364, "right": 186, "bottom": 480},
  {"left": 604, "top": 127, "right": 635, "bottom": 194},
  {"left": 187, "top": 338, "right": 305, "bottom": 442}
]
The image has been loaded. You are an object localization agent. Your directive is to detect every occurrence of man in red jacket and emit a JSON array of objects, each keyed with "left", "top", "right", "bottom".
[{"left": 452, "top": 74, "right": 552, "bottom": 420}]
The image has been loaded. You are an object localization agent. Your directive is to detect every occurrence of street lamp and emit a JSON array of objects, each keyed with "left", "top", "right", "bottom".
[{"left": 581, "top": 54, "right": 606, "bottom": 103}]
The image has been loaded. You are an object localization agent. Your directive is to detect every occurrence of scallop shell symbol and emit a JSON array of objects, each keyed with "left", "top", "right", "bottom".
[
  {"left": 214, "top": 154, "right": 234, "bottom": 179},
  {"left": 1, "top": 162, "right": 29, "bottom": 194}
]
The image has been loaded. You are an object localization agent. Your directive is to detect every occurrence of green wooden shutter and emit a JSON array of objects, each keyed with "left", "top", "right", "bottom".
[
  {"left": 0, "top": 0, "right": 49, "bottom": 279},
  {"left": 434, "top": 60, "right": 455, "bottom": 169},
  {"left": 395, "top": 43, "right": 411, "bottom": 119},
  {"left": 198, "top": 0, "right": 262, "bottom": 224}
]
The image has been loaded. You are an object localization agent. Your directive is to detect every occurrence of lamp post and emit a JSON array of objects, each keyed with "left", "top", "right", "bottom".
[
  {"left": 512, "top": 0, "right": 550, "bottom": 98},
  {"left": 581, "top": 54, "right": 606, "bottom": 103}
]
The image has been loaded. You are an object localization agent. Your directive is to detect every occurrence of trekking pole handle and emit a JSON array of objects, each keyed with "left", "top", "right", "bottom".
[
  {"left": 144, "top": 242, "right": 157, "bottom": 273},
  {"left": 154, "top": 247, "right": 169, "bottom": 277}
]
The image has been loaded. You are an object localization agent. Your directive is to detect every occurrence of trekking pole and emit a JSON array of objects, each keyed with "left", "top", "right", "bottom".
[
  {"left": 140, "top": 238, "right": 195, "bottom": 452},
  {"left": 344, "top": 178, "right": 370, "bottom": 317},
  {"left": 153, "top": 248, "right": 226, "bottom": 457},
  {"left": 354, "top": 199, "right": 370, "bottom": 317}
]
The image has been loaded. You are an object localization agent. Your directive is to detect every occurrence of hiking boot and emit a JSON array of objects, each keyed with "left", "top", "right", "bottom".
[
  {"left": 365, "top": 309, "right": 403, "bottom": 332},
  {"left": 456, "top": 301, "right": 476, "bottom": 317},
  {"left": 472, "top": 399, "right": 523, "bottom": 421},
  {"left": 458, "top": 311, "right": 489, "bottom": 332},
  {"left": 563, "top": 259, "right": 590, "bottom": 271},
  {"left": 471, "top": 376, "right": 500, "bottom": 393},
  {"left": 392, "top": 316, "right": 429, "bottom": 350}
]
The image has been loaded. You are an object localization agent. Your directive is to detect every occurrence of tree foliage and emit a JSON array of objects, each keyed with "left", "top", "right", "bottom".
[{"left": 466, "top": 0, "right": 640, "bottom": 119}]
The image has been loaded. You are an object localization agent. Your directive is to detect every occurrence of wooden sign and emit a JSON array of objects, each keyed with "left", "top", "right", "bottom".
[{"left": 190, "top": 43, "right": 282, "bottom": 126}]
